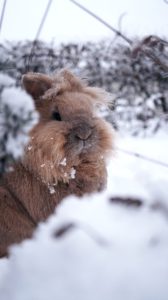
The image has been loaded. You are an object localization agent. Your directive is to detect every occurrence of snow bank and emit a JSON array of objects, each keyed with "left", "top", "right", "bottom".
[{"left": 0, "top": 134, "right": 168, "bottom": 300}]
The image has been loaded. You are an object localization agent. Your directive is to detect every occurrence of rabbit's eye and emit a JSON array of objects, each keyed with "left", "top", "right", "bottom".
[{"left": 52, "top": 111, "right": 62, "bottom": 121}]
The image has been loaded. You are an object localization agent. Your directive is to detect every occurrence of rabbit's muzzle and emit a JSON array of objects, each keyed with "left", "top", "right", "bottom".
[
  {"left": 67, "top": 118, "right": 97, "bottom": 155},
  {"left": 74, "top": 123, "right": 92, "bottom": 141},
  {"left": 73, "top": 122, "right": 93, "bottom": 152}
]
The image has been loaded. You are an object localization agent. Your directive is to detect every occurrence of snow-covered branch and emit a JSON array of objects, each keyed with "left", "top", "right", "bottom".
[{"left": 0, "top": 73, "right": 38, "bottom": 175}]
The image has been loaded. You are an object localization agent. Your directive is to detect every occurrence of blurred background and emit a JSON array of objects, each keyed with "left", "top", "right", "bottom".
[{"left": 0, "top": 0, "right": 168, "bottom": 136}]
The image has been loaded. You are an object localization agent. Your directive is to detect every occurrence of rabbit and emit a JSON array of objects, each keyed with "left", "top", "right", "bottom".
[{"left": 0, "top": 69, "right": 114, "bottom": 257}]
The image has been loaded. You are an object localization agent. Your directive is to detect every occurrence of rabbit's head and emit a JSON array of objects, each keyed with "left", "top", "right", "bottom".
[{"left": 22, "top": 69, "right": 114, "bottom": 188}]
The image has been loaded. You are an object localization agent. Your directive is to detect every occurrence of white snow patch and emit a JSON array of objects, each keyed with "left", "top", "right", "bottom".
[
  {"left": 48, "top": 185, "right": 55, "bottom": 195},
  {"left": 0, "top": 133, "right": 168, "bottom": 300},
  {"left": 60, "top": 158, "right": 67, "bottom": 166},
  {"left": 0, "top": 73, "right": 15, "bottom": 87},
  {"left": 0, "top": 82, "right": 38, "bottom": 161},
  {"left": 1, "top": 87, "right": 36, "bottom": 115},
  {"left": 70, "top": 167, "right": 76, "bottom": 179}
]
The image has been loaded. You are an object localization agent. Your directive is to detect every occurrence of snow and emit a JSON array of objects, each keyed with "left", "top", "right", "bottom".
[
  {"left": 0, "top": 74, "right": 39, "bottom": 172},
  {"left": 48, "top": 185, "right": 56, "bottom": 195},
  {"left": 0, "top": 26, "right": 168, "bottom": 300},
  {"left": 0, "top": 132, "right": 168, "bottom": 300},
  {"left": 60, "top": 157, "right": 67, "bottom": 166},
  {"left": 1, "top": 87, "right": 36, "bottom": 115},
  {"left": 70, "top": 167, "right": 76, "bottom": 179},
  {"left": 0, "top": 73, "right": 15, "bottom": 87}
]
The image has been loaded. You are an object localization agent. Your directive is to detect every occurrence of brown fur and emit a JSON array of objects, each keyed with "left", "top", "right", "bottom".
[{"left": 0, "top": 69, "right": 114, "bottom": 257}]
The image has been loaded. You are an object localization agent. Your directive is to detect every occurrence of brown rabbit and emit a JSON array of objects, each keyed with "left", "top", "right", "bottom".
[{"left": 0, "top": 69, "right": 114, "bottom": 257}]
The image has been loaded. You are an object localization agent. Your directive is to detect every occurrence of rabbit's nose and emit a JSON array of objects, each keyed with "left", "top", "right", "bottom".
[{"left": 74, "top": 124, "right": 92, "bottom": 141}]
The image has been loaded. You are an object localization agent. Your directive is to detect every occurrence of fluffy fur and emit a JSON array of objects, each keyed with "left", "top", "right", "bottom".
[{"left": 0, "top": 69, "right": 114, "bottom": 257}]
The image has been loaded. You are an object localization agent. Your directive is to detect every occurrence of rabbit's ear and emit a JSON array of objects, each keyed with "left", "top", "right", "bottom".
[
  {"left": 22, "top": 73, "right": 53, "bottom": 99},
  {"left": 53, "top": 69, "right": 84, "bottom": 93}
]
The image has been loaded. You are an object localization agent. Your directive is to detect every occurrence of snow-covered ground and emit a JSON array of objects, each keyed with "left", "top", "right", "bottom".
[{"left": 0, "top": 132, "right": 168, "bottom": 300}]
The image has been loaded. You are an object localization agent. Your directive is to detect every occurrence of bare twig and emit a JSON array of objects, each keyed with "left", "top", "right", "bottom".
[
  {"left": 117, "top": 147, "right": 168, "bottom": 169},
  {"left": 142, "top": 48, "right": 168, "bottom": 72},
  {"left": 118, "top": 12, "right": 127, "bottom": 33},
  {"left": 69, "top": 0, "right": 132, "bottom": 45},
  {"left": 69, "top": 1, "right": 168, "bottom": 75},
  {"left": 34, "top": 0, "right": 53, "bottom": 41},
  {"left": 54, "top": 221, "right": 110, "bottom": 246},
  {"left": 0, "top": 0, "right": 7, "bottom": 34},
  {"left": 132, "top": 35, "right": 168, "bottom": 73},
  {"left": 26, "top": 0, "right": 53, "bottom": 71},
  {"left": 110, "top": 197, "right": 143, "bottom": 207}
]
